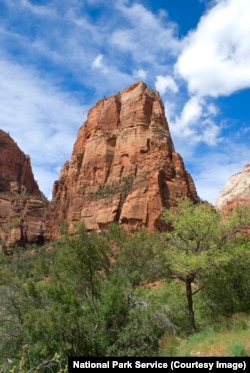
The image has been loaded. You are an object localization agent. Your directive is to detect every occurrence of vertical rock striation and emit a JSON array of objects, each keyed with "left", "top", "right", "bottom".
[
  {"left": 46, "top": 82, "right": 200, "bottom": 238},
  {"left": 0, "top": 130, "right": 47, "bottom": 247}
]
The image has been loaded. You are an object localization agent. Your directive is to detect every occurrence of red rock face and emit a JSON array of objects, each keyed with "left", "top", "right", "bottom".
[
  {"left": 0, "top": 130, "right": 47, "bottom": 246},
  {"left": 46, "top": 82, "right": 200, "bottom": 238},
  {"left": 0, "top": 130, "right": 41, "bottom": 195}
]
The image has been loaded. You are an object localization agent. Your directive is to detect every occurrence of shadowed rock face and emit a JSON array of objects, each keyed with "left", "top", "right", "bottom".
[
  {"left": 0, "top": 130, "right": 41, "bottom": 196},
  {"left": 215, "top": 164, "right": 250, "bottom": 210},
  {"left": 0, "top": 130, "right": 47, "bottom": 247},
  {"left": 46, "top": 81, "right": 200, "bottom": 238}
]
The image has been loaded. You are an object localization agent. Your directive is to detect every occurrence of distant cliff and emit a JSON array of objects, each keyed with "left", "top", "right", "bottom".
[
  {"left": 215, "top": 164, "right": 250, "bottom": 210},
  {"left": 46, "top": 81, "right": 200, "bottom": 238}
]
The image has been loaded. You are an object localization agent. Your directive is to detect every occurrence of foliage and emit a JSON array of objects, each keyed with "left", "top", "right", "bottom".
[
  {"left": 161, "top": 199, "right": 250, "bottom": 332},
  {"left": 7, "top": 217, "right": 20, "bottom": 230},
  {"left": 198, "top": 260, "right": 250, "bottom": 321},
  {"left": 1, "top": 349, "right": 67, "bottom": 373},
  {"left": 0, "top": 222, "right": 174, "bottom": 365},
  {"left": 0, "top": 202, "right": 249, "bottom": 364},
  {"left": 113, "top": 229, "right": 165, "bottom": 287},
  {"left": 87, "top": 175, "right": 134, "bottom": 201}
]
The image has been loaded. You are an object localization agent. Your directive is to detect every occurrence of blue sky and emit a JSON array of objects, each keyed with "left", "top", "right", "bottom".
[{"left": 0, "top": 0, "right": 249, "bottom": 203}]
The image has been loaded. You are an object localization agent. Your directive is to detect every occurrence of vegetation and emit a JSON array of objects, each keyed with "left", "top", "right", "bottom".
[
  {"left": 162, "top": 199, "right": 250, "bottom": 332},
  {"left": 0, "top": 199, "right": 249, "bottom": 371},
  {"left": 159, "top": 313, "right": 250, "bottom": 357},
  {"left": 86, "top": 175, "right": 135, "bottom": 201}
]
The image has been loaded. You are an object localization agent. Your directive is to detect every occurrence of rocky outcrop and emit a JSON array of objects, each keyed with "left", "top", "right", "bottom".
[
  {"left": 0, "top": 130, "right": 47, "bottom": 247},
  {"left": 215, "top": 164, "right": 250, "bottom": 210},
  {"left": 46, "top": 82, "right": 200, "bottom": 238}
]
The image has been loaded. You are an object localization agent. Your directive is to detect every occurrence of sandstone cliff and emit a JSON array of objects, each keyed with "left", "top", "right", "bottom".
[
  {"left": 0, "top": 129, "right": 47, "bottom": 247},
  {"left": 215, "top": 164, "right": 250, "bottom": 210},
  {"left": 46, "top": 82, "right": 200, "bottom": 238}
]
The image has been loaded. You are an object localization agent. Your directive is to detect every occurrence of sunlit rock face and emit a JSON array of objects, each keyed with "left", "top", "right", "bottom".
[
  {"left": 0, "top": 129, "right": 47, "bottom": 247},
  {"left": 46, "top": 81, "right": 200, "bottom": 238},
  {"left": 215, "top": 164, "right": 250, "bottom": 210}
]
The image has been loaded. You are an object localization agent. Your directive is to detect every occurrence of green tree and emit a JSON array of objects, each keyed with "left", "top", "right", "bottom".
[
  {"left": 162, "top": 199, "right": 250, "bottom": 333},
  {"left": 114, "top": 229, "right": 164, "bottom": 287},
  {"left": 55, "top": 222, "right": 111, "bottom": 312},
  {"left": 54, "top": 223, "right": 172, "bottom": 356},
  {"left": 199, "top": 233, "right": 250, "bottom": 319},
  {"left": 6, "top": 222, "right": 173, "bottom": 359}
]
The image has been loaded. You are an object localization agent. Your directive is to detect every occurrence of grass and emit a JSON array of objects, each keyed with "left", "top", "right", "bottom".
[{"left": 159, "top": 313, "right": 250, "bottom": 356}]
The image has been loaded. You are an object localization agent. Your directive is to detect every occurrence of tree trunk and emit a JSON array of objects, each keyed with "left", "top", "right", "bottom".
[{"left": 185, "top": 278, "right": 196, "bottom": 333}]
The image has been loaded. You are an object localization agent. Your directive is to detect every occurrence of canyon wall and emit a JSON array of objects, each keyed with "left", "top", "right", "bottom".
[{"left": 46, "top": 82, "right": 199, "bottom": 238}]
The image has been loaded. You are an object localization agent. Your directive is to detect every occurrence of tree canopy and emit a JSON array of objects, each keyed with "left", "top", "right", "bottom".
[{"left": 162, "top": 198, "right": 250, "bottom": 332}]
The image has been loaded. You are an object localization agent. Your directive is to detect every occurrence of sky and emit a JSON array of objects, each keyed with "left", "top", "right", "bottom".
[{"left": 0, "top": 0, "right": 249, "bottom": 204}]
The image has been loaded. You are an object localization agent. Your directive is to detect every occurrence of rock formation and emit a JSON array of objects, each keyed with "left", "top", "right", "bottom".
[
  {"left": 0, "top": 129, "right": 47, "bottom": 247},
  {"left": 46, "top": 81, "right": 200, "bottom": 239},
  {"left": 215, "top": 164, "right": 250, "bottom": 210}
]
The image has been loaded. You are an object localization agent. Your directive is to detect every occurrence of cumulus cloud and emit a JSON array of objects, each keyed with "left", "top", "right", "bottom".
[
  {"left": 172, "top": 96, "right": 203, "bottom": 136},
  {"left": 170, "top": 96, "right": 221, "bottom": 146},
  {"left": 175, "top": 0, "right": 250, "bottom": 97},
  {"left": 155, "top": 75, "right": 179, "bottom": 95},
  {"left": 179, "top": 97, "right": 203, "bottom": 126},
  {"left": 169, "top": 0, "right": 250, "bottom": 155}
]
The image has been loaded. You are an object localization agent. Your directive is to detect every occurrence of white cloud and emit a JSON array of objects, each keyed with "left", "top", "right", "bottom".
[
  {"left": 172, "top": 96, "right": 203, "bottom": 136},
  {"left": 0, "top": 58, "right": 85, "bottom": 199},
  {"left": 0, "top": 0, "right": 249, "bottom": 207},
  {"left": 175, "top": 0, "right": 250, "bottom": 97},
  {"left": 199, "top": 119, "right": 221, "bottom": 146},
  {"left": 170, "top": 96, "right": 221, "bottom": 146},
  {"left": 0, "top": 0, "right": 180, "bottom": 96},
  {"left": 155, "top": 75, "right": 179, "bottom": 95},
  {"left": 111, "top": 1, "right": 181, "bottom": 62},
  {"left": 164, "top": 100, "right": 177, "bottom": 123},
  {"left": 92, "top": 54, "right": 108, "bottom": 73},
  {"left": 181, "top": 97, "right": 203, "bottom": 125}
]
